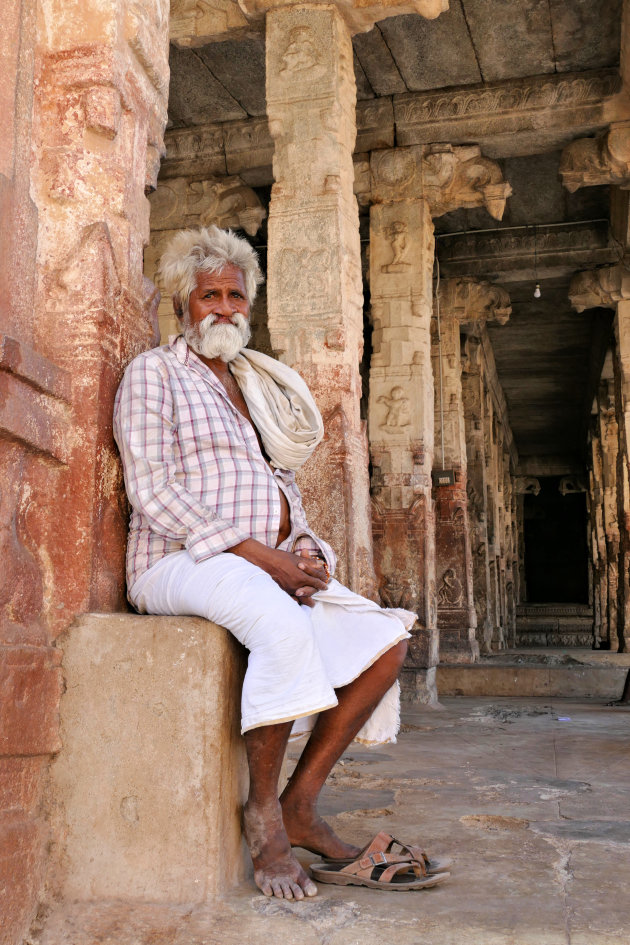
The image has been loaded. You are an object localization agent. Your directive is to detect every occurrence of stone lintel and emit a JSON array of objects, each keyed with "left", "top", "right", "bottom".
[
  {"left": 517, "top": 456, "right": 585, "bottom": 477},
  {"left": 437, "top": 221, "right": 616, "bottom": 283},
  {"left": 569, "top": 263, "right": 630, "bottom": 313},
  {"left": 395, "top": 69, "right": 623, "bottom": 156},
  {"left": 560, "top": 121, "right": 630, "bottom": 193},
  {"left": 148, "top": 176, "right": 266, "bottom": 235}
]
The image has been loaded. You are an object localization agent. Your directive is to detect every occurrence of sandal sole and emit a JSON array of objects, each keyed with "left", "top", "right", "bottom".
[{"left": 309, "top": 865, "right": 450, "bottom": 891}]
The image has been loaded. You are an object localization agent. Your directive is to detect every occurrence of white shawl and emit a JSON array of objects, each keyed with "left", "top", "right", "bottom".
[{"left": 229, "top": 349, "right": 323, "bottom": 470}]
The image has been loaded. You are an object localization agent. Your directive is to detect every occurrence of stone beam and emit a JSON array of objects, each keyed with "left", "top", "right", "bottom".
[
  {"left": 437, "top": 221, "right": 616, "bottom": 283},
  {"left": 395, "top": 70, "right": 624, "bottom": 157},
  {"left": 171, "top": 0, "right": 448, "bottom": 45},
  {"left": 560, "top": 122, "right": 630, "bottom": 193}
]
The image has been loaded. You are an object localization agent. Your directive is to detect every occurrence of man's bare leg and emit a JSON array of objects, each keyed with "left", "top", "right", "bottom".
[
  {"left": 243, "top": 721, "right": 318, "bottom": 900},
  {"left": 281, "top": 640, "right": 408, "bottom": 859}
]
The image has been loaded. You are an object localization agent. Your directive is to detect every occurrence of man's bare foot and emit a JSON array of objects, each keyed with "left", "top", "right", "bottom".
[
  {"left": 243, "top": 799, "right": 318, "bottom": 899},
  {"left": 280, "top": 793, "right": 361, "bottom": 860}
]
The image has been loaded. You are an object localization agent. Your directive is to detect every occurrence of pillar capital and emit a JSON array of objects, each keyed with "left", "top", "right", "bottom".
[
  {"left": 369, "top": 144, "right": 511, "bottom": 220},
  {"left": 438, "top": 278, "right": 511, "bottom": 325},
  {"left": 560, "top": 122, "right": 630, "bottom": 193},
  {"left": 171, "top": 0, "right": 447, "bottom": 45},
  {"left": 569, "top": 263, "right": 630, "bottom": 312}
]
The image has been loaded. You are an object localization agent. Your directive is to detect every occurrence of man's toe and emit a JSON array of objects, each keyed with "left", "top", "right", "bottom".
[
  {"left": 270, "top": 879, "right": 285, "bottom": 899},
  {"left": 291, "top": 882, "right": 305, "bottom": 900},
  {"left": 304, "top": 878, "right": 318, "bottom": 897}
]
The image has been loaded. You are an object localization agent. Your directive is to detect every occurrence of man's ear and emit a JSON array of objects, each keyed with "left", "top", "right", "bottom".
[{"left": 173, "top": 294, "right": 184, "bottom": 319}]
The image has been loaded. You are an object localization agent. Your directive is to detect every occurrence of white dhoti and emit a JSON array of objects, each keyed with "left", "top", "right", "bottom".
[{"left": 129, "top": 550, "right": 413, "bottom": 744}]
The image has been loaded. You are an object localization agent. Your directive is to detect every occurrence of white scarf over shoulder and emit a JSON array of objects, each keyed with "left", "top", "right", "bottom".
[{"left": 229, "top": 348, "right": 323, "bottom": 470}]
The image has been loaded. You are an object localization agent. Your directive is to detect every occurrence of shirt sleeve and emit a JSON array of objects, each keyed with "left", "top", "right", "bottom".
[{"left": 113, "top": 353, "right": 251, "bottom": 561}]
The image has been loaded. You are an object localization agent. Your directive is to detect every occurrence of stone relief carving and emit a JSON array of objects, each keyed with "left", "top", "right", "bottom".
[
  {"left": 423, "top": 145, "right": 512, "bottom": 220},
  {"left": 280, "top": 26, "right": 321, "bottom": 74},
  {"left": 239, "top": 0, "right": 448, "bottom": 34},
  {"left": 149, "top": 177, "right": 266, "bottom": 235},
  {"left": 559, "top": 476, "right": 587, "bottom": 495},
  {"left": 169, "top": 0, "right": 250, "bottom": 45},
  {"left": 379, "top": 576, "right": 413, "bottom": 610},
  {"left": 439, "top": 278, "right": 511, "bottom": 325},
  {"left": 381, "top": 221, "right": 411, "bottom": 273},
  {"left": 560, "top": 123, "right": 630, "bottom": 193},
  {"left": 569, "top": 264, "right": 630, "bottom": 313},
  {"left": 437, "top": 568, "right": 464, "bottom": 608},
  {"left": 395, "top": 70, "right": 620, "bottom": 128},
  {"left": 514, "top": 476, "right": 541, "bottom": 496},
  {"left": 378, "top": 386, "right": 411, "bottom": 431}
]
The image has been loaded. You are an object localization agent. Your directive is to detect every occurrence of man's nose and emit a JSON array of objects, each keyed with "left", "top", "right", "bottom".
[{"left": 213, "top": 293, "right": 233, "bottom": 316}]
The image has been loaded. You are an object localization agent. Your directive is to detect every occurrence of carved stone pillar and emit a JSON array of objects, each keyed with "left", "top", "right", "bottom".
[
  {"left": 570, "top": 265, "right": 630, "bottom": 651},
  {"left": 368, "top": 145, "right": 510, "bottom": 696},
  {"left": 598, "top": 380, "right": 620, "bottom": 651},
  {"left": 461, "top": 337, "right": 493, "bottom": 654},
  {"left": 0, "top": 0, "right": 168, "bottom": 938},
  {"left": 263, "top": 4, "right": 375, "bottom": 595},
  {"left": 432, "top": 278, "right": 510, "bottom": 663}
]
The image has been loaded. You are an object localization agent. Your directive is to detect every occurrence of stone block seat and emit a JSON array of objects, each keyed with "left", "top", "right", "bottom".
[{"left": 47, "top": 614, "right": 250, "bottom": 904}]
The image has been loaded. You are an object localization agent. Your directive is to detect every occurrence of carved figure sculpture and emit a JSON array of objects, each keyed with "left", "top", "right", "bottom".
[
  {"left": 382, "top": 221, "right": 411, "bottom": 272},
  {"left": 437, "top": 568, "right": 464, "bottom": 607},
  {"left": 378, "top": 386, "right": 411, "bottom": 430}
]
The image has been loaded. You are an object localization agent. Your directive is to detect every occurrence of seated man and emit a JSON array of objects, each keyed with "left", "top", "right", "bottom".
[{"left": 113, "top": 226, "right": 449, "bottom": 899}]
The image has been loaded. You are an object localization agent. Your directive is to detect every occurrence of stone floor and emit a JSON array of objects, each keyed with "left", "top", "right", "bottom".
[{"left": 37, "top": 697, "right": 630, "bottom": 945}]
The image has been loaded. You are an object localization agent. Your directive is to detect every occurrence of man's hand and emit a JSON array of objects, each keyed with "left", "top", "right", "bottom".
[{"left": 229, "top": 539, "right": 329, "bottom": 607}]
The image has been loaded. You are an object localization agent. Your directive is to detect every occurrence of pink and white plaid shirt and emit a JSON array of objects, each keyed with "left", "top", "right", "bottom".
[{"left": 113, "top": 335, "right": 336, "bottom": 595}]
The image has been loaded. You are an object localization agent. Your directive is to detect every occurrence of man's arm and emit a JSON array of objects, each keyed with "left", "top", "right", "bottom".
[{"left": 113, "top": 354, "right": 328, "bottom": 600}]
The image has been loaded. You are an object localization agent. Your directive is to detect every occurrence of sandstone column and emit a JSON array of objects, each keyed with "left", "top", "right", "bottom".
[
  {"left": 1, "top": 0, "right": 168, "bottom": 939},
  {"left": 461, "top": 336, "right": 493, "bottom": 653},
  {"left": 263, "top": 5, "right": 374, "bottom": 594},
  {"left": 432, "top": 278, "right": 510, "bottom": 662},
  {"left": 570, "top": 265, "right": 630, "bottom": 651},
  {"left": 368, "top": 144, "right": 511, "bottom": 696}
]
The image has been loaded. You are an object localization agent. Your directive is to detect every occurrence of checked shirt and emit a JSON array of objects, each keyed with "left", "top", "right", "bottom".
[{"left": 113, "top": 335, "right": 336, "bottom": 595}]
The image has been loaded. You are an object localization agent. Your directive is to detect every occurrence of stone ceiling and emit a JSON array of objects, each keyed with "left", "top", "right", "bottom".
[{"left": 162, "top": 0, "right": 626, "bottom": 472}]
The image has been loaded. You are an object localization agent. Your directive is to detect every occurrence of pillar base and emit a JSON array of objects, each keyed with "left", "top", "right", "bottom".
[
  {"left": 47, "top": 614, "right": 249, "bottom": 905},
  {"left": 400, "top": 666, "right": 438, "bottom": 705},
  {"left": 439, "top": 628, "right": 480, "bottom": 664}
]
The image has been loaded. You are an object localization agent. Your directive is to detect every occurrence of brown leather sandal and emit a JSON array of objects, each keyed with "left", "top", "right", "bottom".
[
  {"left": 319, "top": 830, "right": 453, "bottom": 875},
  {"left": 310, "top": 850, "right": 450, "bottom": 890}
]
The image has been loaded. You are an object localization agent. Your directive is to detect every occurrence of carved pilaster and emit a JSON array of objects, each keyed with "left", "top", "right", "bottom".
[
  {"left": 432, "top": 279, "right": 510, "bottom": 663},
  {"left": 560, "top": 122, "right": 630, "bottom": 193}
]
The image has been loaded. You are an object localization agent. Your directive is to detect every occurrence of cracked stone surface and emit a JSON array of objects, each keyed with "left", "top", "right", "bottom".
[{"left": 36, "top": 697, "right": 630, "bottom": 945}]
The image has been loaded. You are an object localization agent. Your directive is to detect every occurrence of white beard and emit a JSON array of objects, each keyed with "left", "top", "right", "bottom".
[{"left": 183, "top": 312, "right": 251, "bottom": 362}]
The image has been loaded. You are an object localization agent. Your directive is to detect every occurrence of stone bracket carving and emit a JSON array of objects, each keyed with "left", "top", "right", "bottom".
[
  {"left": 149, "top": 176, "right": 266, "bottom": 235},
  {"left": 171, "top": 0, "right": 448, "bottom": 43},
  {"left": 370, "top": 144, "right": 511, "bottom": 220},
  {"left": 438, "top": 278, "right": 511, "bottom": 325},
  {"left": 560, "top": 123, "right": 630, "bottom": 193},
  {"left": 569, "top": 264, "right": 630, "bottom": 312},
  {"left": 514, "top": 476, "right": 541, "bottom": 496}
]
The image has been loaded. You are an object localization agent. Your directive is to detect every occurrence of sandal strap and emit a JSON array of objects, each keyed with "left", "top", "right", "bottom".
[
  {"left": 342, "top": 851, "right": 423, "bottom": 881},
  {"left": 360, "top": 832, "right": 428, "bottom": 875}
]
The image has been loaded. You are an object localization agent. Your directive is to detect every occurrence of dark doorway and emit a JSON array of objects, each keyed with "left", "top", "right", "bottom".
[{"left": 523, "top": 476, "right": 589, "bottom": 603}]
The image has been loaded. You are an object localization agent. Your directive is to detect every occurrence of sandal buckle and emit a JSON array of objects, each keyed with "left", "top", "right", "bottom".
[{"left": 368, "top": 851, "right": 388, "bottom": 867}]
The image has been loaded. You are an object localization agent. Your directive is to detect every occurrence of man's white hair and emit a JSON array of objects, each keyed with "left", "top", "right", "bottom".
[{"left": 157, "top": 225, "right": 264, "bottom": 309}]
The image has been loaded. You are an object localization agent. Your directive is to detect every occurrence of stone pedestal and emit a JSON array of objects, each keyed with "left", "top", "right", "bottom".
[
  {"left": 264, "top": 4, "right": 376, "bottom": 597},
  {"left": 47, "top": 615, "right": 249, "bottom": 904}
]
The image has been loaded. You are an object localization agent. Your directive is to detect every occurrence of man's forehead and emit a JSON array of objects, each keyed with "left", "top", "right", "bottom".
[{"left": 195, "top": 265, "right": 247, "bottom": 291}]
